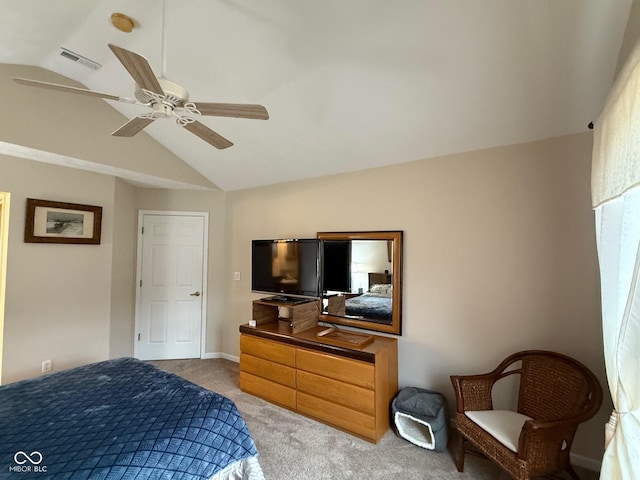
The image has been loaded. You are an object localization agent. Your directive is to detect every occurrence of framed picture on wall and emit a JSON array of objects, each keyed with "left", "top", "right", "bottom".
[{"left": 24, "top": 198, "right": 102, "bottom": 244}]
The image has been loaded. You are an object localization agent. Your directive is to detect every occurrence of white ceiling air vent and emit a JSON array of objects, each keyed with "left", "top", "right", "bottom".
[{"left": 58, "top": 47, "right": 101, "bottom": 70}]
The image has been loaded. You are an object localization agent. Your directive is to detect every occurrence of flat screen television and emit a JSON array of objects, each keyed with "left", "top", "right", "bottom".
[{"left": 251, "top": 238, "right": 321, "bottom": 301}]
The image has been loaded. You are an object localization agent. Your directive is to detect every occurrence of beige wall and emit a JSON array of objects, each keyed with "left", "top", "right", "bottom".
[
  {"left": 109, "top": 179, "right": 137, "bottom": 358},
  {"left": 224, "top": 132, "right": 608, "bottom": 465},
  {"left": 0, "top": 155, "right": 115, "bottom": 383}
]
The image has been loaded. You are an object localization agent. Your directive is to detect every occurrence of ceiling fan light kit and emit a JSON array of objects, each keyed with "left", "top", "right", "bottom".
[{"left": 12, "top": 44, "right": 269, "bottom": 150}]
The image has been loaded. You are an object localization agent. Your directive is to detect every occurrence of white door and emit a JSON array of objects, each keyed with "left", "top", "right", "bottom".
[{"left": 135, "top": 212, "right": 207, "bottom": 360}]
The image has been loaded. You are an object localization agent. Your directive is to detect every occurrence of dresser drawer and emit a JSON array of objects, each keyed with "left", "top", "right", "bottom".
[
  {"left": 240, "top": 371, "right": 296, "bottom": 409},
  {"left": 240, "top": 334, "right": 296, "bottom": 367},
  {"left": 297, "top": 370, "right": 374, "bottom": 414},
  {"left": 240, "top": 353, "right": 296, "bottom": 387},
  {"left": 297, "top": 392, "right": 376, "bottom": 440},
  {"left": 297, "top": 349, "right": 374, "bottom": 389}
]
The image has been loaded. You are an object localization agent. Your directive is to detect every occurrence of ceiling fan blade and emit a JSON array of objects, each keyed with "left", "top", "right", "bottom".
[
  {"left": 108, "top": 44, "right": 164, "bottom": 95},
  {"left": 12, "top": 77, "right": 122, "bottom": 101},
  {"left": 181, "top": 120, "right": 234, "bottom": 149},
  {"left": 192, "top": 102, "right": 269, "bottom": 120},
  {"left": 112, "top": 116, "right": 155, "bottom": 137}
]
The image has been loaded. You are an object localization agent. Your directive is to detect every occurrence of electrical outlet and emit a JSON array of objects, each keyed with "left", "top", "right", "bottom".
[{"left": 41, "top": 360, "right": 52, "bottom": 373}]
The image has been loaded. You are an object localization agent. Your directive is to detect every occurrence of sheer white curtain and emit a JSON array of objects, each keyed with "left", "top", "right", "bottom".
[
  {"left": 595, "top": 191, "right": 640, "bottom": 479},
  {"left": 592, "top": 37, "right": 640, "bottom": 480}
]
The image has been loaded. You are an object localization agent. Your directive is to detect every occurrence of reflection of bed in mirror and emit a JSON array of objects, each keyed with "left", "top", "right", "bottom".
[
  {"left": 329, "top": 272, "right": 392, "bottom": 323},
  {"left": 345, "top": 272, "right": 392, "bottom": 322}
]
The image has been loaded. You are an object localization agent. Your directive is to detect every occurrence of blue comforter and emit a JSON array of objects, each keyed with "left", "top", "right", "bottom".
[{"left": 0, "top": 358, "right": 258, "bottom": 479}]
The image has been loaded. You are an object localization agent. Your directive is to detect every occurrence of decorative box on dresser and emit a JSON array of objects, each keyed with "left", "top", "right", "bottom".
[{"left": 239, "top": 321, "right": 398, "bottom": 443}]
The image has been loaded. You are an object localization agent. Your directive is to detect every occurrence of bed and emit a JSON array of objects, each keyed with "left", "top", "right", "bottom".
[
  {"left": 344, "top": 272, "right": 393, "bottom": 322},
  {"left": 0, "top": 357, "right": 264, "bottom": 480}
]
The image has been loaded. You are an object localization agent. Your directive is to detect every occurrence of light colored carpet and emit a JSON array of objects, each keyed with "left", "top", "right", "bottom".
[{"left": 149, "top": 359, "right": 598, "bottom": 480}]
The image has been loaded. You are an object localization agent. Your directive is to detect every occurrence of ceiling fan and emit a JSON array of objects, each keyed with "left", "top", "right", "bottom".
[{"left": 12, "top": 43, "right": 269, "bottom": 149}]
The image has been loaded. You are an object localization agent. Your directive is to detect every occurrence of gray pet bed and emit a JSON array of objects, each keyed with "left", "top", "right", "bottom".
[{"left": 392, "top": 387, "right": 448, "bottom": 452}]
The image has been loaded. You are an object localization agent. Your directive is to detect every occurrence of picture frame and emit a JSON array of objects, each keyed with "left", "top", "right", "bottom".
[{"left": 25, "top": 198, "right": 102, "bottom": 245}]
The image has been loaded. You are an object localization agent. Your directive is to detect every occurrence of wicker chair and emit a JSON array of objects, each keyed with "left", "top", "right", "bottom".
[{"left": 450, "top": 350, "right": 602, "bottom": 480}]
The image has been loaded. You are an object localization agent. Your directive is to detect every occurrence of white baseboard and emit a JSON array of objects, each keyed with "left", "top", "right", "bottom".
[
  {"left": 202, "top": 352, "right": 222, "bottom": 359},
  {"left": 203, "top": 352, "right": 239, "bottom": 363},
  {"left": 222, "top": 353, "right": 239, "bottom": 363}
]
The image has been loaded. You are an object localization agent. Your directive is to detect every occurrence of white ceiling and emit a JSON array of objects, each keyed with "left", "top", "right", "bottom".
[{"left": 0, "top": 0, "right": 632, "bottom": 191}]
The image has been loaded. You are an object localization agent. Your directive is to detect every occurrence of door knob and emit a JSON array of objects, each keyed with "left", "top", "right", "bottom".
[{"left": 190, "top": 291, "right": 201, "bottom": 297}]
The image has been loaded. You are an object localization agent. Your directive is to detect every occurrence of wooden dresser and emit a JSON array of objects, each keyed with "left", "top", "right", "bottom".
[{"left": 239, "top": 321, "right": 398, "bottom": 443}]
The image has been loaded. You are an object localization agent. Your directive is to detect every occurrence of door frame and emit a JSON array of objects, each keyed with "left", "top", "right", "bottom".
[
  {"left": 0, "top": 192, "right": 10, "bottom": 384},
  {"left": 134, "top": 210, "right": 209, "bottom": 359}
]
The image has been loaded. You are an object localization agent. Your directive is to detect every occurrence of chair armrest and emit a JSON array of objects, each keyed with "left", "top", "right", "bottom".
[
  {"left": 525, "top": 416, "right": 584, "bottom": 432},
  {"left": 516, "top": 417, "right": 580, "bottom": 463},
  {"left": 450, "top": 374, "right": 495, "bottom": 412}
]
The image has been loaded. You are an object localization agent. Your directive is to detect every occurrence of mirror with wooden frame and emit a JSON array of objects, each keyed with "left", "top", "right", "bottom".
[{"left": 317, "top": 231, "right": 403, "bottom": 335}]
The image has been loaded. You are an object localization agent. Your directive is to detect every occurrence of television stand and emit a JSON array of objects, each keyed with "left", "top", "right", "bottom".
[{"left": 252, "top": 298, "right": 319, "bottom": 333}]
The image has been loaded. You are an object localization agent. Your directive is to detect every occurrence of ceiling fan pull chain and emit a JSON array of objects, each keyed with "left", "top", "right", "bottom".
[{"left": 183, "top": 102, "right": 201, "bottom": 115}]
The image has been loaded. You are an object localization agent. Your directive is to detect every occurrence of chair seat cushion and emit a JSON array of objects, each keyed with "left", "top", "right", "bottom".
[{"left": 465, "top": 410, "right": 532, "bottom": 452}]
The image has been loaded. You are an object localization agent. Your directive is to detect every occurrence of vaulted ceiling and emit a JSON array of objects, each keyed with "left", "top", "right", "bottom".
[{"left": 0, "top": 0, "right": 633, "bottom": 191}]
